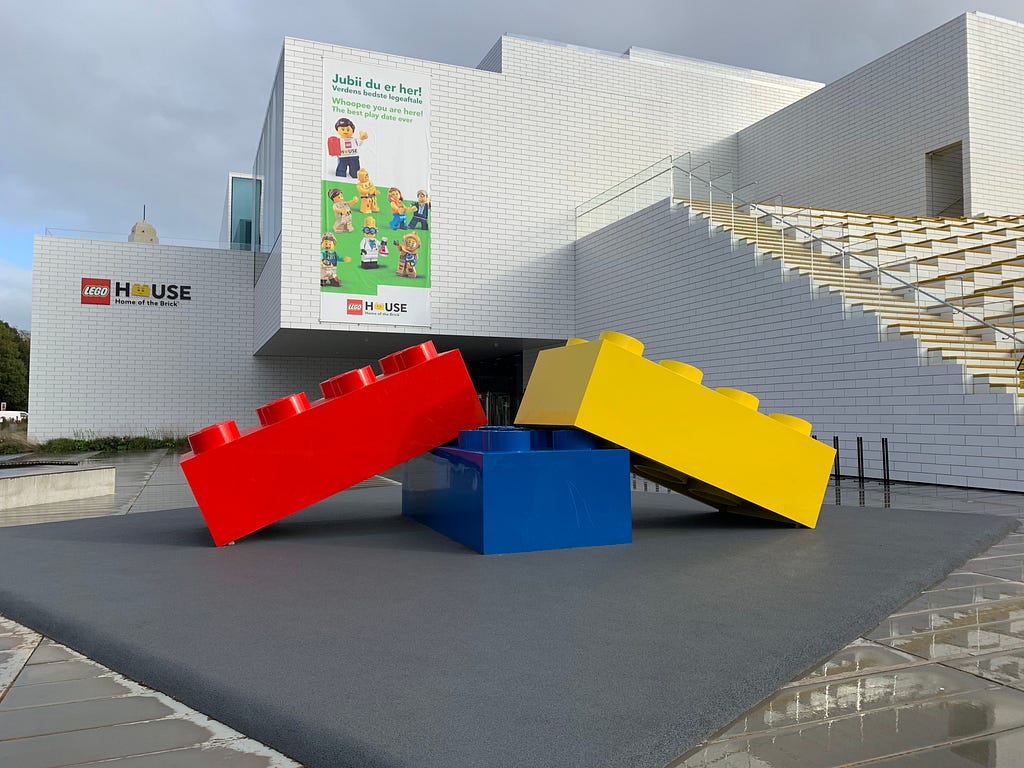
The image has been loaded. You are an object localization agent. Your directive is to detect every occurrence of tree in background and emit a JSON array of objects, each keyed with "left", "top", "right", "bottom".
[{"left": 0, "top": 321, "right": 30, "bottom": 411}]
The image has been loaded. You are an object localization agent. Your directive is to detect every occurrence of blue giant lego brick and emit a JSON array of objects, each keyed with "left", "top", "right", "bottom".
[{"left": 402, "top": 427, "right": 632, "bottom": 554}]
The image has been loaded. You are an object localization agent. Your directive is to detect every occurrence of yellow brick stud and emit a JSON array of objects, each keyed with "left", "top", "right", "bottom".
[
  {"left": 715, "top": 387, "right": 759, "bottom": 410},
  {"left": 659, "top": 360, "right": 704, "bottom": 385},
  {"left": 598, "top": 330, "right": 645, "bottom": 356},
  {"left": 770, "top": 413, "right": 813, "bottom": 437}
]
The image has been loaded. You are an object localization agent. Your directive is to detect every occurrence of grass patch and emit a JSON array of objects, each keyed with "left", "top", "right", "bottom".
[
  {"left": 0, "top": 422, "right": 189, "bottom": 456},
  {"left": 40, "top": 435, "right": 189, "bottom": 454}
]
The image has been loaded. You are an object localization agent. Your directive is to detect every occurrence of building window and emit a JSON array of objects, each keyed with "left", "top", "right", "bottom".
[{"left": 230, "top": 176, "right": 261, "bottom": 251}]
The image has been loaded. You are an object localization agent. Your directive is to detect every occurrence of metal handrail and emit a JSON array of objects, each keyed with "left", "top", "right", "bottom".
[
  {"left": 670, "top": 158, "right": 1024, "bottom": 350},
  {"left": 573, "top": 153, "right": 1023, "bottom": 351},
  {"left": 575, "top": 156, "right": 672, "bottom": 217}
]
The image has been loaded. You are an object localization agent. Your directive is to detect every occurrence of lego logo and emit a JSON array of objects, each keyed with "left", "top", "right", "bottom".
[
  {"left": 346, "top": 299, "right": 363, "bottom": 315},
  {"left": 81, "top": 278, "right": 111, "bottom": 305}
]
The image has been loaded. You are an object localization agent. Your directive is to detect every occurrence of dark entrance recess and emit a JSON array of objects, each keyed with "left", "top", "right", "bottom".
[
  {"left": 466, "top": 353, "right": 522, "bottom": 425},
  {"left": 926, "top": 141, "right": 964, "bottom": 217}
]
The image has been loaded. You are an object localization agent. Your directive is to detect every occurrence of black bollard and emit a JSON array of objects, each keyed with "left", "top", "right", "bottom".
[
  {"left": 856, "top": 436, "right": 865, "bottom": 487},
  {"left": 882, "top": 437, "right": 890, "bottom": 486}
]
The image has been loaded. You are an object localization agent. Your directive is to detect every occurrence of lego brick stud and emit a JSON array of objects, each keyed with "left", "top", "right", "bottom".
[
  {"left": 188, "top": 420, "right": 241, "bottom": 455},
  {"left": 598, "top": 330, "right": 644, "bottom": 356},
  {"left": 321, "top": 366, "right": 376, "bottom": 398},
  {"left": 659, "top": 360, "right": 704, "bottom": 385},
  {"left": 378, "top": 349, "right": 405, "bottom": 376},
  {"left": 480, "top": 427, "right": 532, "bottom": 452},
  {"left": 398, "top": 340, "right": 438, "bottom": 369},
  {"left": 458, "top": 429, "right": 485, "bottom": 450},
  {"left": 256, "top": 393, "right": 311, "bottom": 426},
  {"left": 770, "top": 413, "right": 813, "bottom": 436},
  {"left": 715, "top": 387, "right": 759, "bottom": 410},
  {"left": 551, "top": 429, "right": 598, "bottom": 450},
  {"left": 565, "top": 337, "right": 589, "bottom": 346}
]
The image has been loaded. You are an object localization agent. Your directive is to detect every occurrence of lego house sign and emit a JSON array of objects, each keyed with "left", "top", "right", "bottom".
[{"left": 80, "top": 277, "right": 193, "bottom": 308}]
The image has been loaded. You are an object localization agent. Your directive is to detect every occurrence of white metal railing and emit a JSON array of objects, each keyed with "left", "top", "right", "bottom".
[
  {"left": 573, "top": 153, "right": 1024, "bottom": 372},
  {"left": 670, "top": 158, "right": 1024, "bottom": 363},
  {"left": 575, "top": 156, "right": 673, "bottom": 239}
]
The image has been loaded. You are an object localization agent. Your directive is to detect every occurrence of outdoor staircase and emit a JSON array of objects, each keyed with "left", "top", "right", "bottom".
[{"left": 681, "top": 199, "right": 1024, "bottom": 394}]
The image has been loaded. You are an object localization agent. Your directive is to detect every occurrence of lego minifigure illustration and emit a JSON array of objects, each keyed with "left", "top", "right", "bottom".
[
  {"left": 328, "top": 188, "right": 355, "bottom": 233},
  {"left": 353, "top": 168, "right": 379, "bottom": 214},
  {"left": 378, "top": 238, "right": 390, "bottom": 260},
  {"left": 320, "top": 233, "right": 341, "bottom": 287},
  {"left": 359, "top": 217, "right": 381, "bottom": 269},
  {"left": 408, "top": 189, "right": 430, "bottom": 230},
  {"left": 328, "top": 118, "right": 369, "bottom": 179},
  {"left": 387, "top": 187, "right": 415, "bottom": 230},
  {"left": 396, "top": 232, "right": 421, "bottom": 278}
]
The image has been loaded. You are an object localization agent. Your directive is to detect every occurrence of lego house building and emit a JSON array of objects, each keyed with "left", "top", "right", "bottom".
[{"left": 29, "top": 11, "right": 1024, "bottom": 491}]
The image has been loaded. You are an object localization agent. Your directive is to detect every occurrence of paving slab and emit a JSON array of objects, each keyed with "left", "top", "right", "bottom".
[
  {"left": 0, "top": 675, "right": 134, "bottom": 710},
  {"left": 15, "top": 660, "right": 110, "bottom": 686},
  {"left": 73, "top": 745, "right": 284, "bottom": 767},
  {"left": 857, "top": 726, "right": 1024, "bottom": 766},
  {"left": 0, "top": 695, "right": 174, "bottom": 741},
  {"left": 27, "top": 643, "right": 79, "bottom": 665},
  {"left": 0, "top": 718, "right": 219, "bottom": 768}
]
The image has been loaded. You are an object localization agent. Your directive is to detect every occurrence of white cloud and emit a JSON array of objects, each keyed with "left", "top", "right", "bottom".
[{"left": 0, "top": 260, "right": 32, "bottom": 331}]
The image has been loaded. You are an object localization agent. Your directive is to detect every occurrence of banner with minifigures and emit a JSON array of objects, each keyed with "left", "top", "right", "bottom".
[{"left": 319, "top": 59, "right": 431, "bottom": 325}]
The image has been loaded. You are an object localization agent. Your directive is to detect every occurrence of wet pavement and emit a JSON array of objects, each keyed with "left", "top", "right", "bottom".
[
  {"left": 672, "top": 479, "right": 1024, "bottom": 768},
  {"left": 0, "top": 450, "right": 395, "bottom": 767},
  {"left": 3, "top": 454, "right": 1024, "bottom": 767}
]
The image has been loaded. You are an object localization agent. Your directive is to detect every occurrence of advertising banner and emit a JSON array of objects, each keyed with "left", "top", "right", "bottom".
[{"left": 319, "top": 59, "right": 431, "bottom": 325}]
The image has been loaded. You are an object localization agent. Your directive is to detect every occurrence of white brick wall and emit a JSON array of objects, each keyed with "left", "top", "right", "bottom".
[
  {"left": 965, "top": 13, "right": 1024, "bottom": 216},
  {"left": 269, "top": 35, "right": 821, "bottom": 345},
  {"left": 29, "top": 237, "right": 369, "bottom": 441},
  {"left": 576, "top": 201, "right": 1024, "bottom": 491},
  {"left": 736, "top": 15, "right": 972, "bottom": 216},
  {"left": 735, "top": 12, "right": 1024, "bottom": 218}
]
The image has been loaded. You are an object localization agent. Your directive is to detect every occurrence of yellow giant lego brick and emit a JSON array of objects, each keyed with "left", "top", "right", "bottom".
[{"left": 515, "top": 332, "right": 836, "bottom": 528}]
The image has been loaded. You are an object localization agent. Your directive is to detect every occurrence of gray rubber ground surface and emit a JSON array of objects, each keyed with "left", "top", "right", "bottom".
[{"left": 0, "top": 487, "right": 1013, "bottom": 768}]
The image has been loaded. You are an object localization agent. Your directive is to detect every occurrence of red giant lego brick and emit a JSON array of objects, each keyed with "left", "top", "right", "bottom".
[{"left": 181, "top": 341, "right": 486, "bottom": 546}]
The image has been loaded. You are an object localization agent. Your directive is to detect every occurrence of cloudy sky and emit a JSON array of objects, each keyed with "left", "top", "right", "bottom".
[{"left": 2, "top": 0, "right": 1022, "bottom": 330}]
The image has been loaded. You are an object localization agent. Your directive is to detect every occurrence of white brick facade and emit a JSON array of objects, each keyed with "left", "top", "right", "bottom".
[
  {"left": 965, "top": 13, "right": 1024, "bottom": 216},
  {"left": 736, "top": 16, "right": 971, "bottom": 216},
  {"left": 29, "top": 238, "right": 366, "bottom": 441},
  {"left": 267, "top": 35, "right": 821, "bottom": 346},
  {"left": 735, "top": 12, "right": 1024, "bottom": 218}
]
